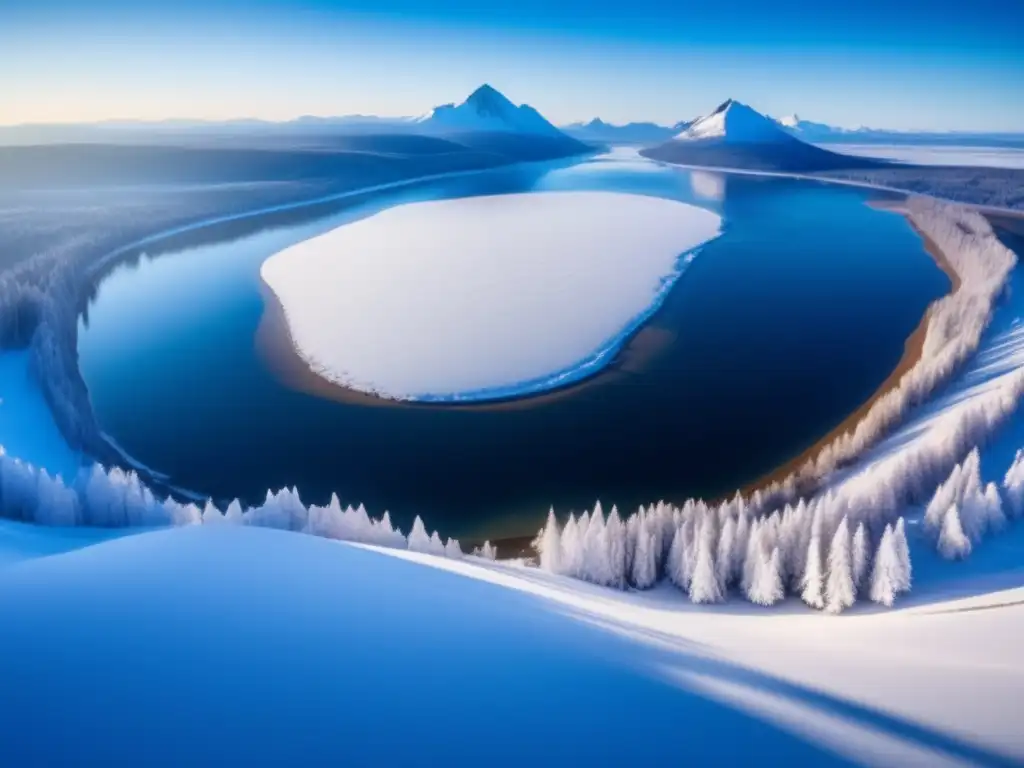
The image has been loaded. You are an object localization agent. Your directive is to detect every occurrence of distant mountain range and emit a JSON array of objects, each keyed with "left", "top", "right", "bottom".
[
  {"left": 777, "top": 115, "right": 1024, "bottom": 148},
  {"left": 641, "top": 99, "right": 886, "bottom": 172},
  {"left": 0, "top": 85, "right": 590, "bottom": 162},
  {"left": 4, "top": 88, "right": 1023, "bottom": 153},
  {"left": 561, "top": 111, "right": 1024, "bottom": 150},
  {"left": 561, "top": 119, "right": 689, "bottom": 144}
]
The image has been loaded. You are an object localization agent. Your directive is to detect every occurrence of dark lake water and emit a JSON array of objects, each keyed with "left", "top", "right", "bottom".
[{"left": 78, "top": 151, "right": 949, "bottom": 542}]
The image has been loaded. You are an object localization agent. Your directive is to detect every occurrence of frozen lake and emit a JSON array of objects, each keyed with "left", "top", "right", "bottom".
[
  {"left": 262, "top": 192, "right": 721, "bottom": 401},
  {"left": 77, "top": 153, "right": 948, "bottom": 542}
]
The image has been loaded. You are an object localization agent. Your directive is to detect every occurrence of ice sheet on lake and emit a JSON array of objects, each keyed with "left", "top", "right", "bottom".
[
  {"left": 826, "top": 144, "right": 1024, "bottom": 170},
  {"left": 262, "top": 191, "right": 721, "bottom": 401}
]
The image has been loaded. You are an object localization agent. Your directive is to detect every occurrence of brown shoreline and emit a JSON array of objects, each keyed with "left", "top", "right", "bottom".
[
  {"left": 735, "top": 199, "right": 961, "bottom": 498},
  {"left": 255, "top": 280, "right": 678, "bottom": 412}
]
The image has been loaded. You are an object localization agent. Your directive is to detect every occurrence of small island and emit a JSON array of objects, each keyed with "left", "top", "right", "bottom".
[{"left": 260, "top": 191, "right": 722, "bottom": 403}]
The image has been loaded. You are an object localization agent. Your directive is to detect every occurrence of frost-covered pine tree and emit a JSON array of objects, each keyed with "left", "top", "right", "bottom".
[
  {"left": 537, "top": 508, "right": 562, "bottom": 574},
  {"left": 583, "top": 506, "right": 612, "bottom": 586},
  {"left": 749, "top": 547, "right": 784, "bottom": 607},
  {"left": 851, "top": 521, "right": 870, "bottom": 592},
  {"left": 689, "top": 520, "right": 724, "bottom": 604},
  {"left": 428, "top": 530, "right": 446, "bottom": 557},
  {"left": 732, "top": 513, "right": 750, "bottom": 585},
  {"left": 630, "top": 516, "right": 657, "bottom": 590},
  {"left": 892, "top": 517, "right": 912, "bottom": 594},
  {"left": 202, "top": 500, "right": 226, "bottom": 525},
  {"left": 825, "top": 517, "right": 855, "bottom": 614},
  {"left": 667, "top": 524, "right": 689, "bottom": 592},
  {"left": 937, "top": 504, "right": 972, "bottom": 559},
  {"left": 869, "top": 525, "right": 899, "bottom": 607},
  {"left": 407, "top": 515, "right": 432, "bottom": 554},
  {"left": 475, "top": 540, "right": 497, "bottom": 560},
  {"left": 560, "top": 514, "right": 582, "bottom": 578},
  {"left": 1003, "top": 449, "right": 1024, "bottom": 518},
  {"left": 801, "top": 516, "right": 825, "bottom": 610},
  {"left": 606, "top": 506, "right": 628, "bottom": 589},
  {"left": 741, "top": 519, "right": 763, "bottom": 596},
  {"left": 444, "top": 537, "right": 463, "bottom": 559},
  {"left": 716, "top": 515, "right": 736, "bottom": 589},
  {"left": 224, "top": 499, "right": 244, "bottom": 524}
]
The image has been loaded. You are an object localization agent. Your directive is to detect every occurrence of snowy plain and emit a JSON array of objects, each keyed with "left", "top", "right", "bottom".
[
  {"left": 0, "top": 522, "right": 1021, "bottom": 766},
  {"left": 262, "top": 191, "right": 721, "bottom": 401}
]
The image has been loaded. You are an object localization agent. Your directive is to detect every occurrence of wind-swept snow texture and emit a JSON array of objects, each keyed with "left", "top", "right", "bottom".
[
  {"left": 0, "top": 524, "right": 1022, "bottom": 766},
  {"left": 262, "top": 191, "right": 721, "bottom": 401}
]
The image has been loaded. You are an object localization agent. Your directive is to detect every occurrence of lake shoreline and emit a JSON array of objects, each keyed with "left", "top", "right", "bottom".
[
  {"left": 256, "top": 278, "right": 678, "bottom": 412},
  {"left": 255, "top": 196, "right": 958, "bottom": 557},
  {"left": 736, "top": 199, "right": 961, "bottom": 498}
]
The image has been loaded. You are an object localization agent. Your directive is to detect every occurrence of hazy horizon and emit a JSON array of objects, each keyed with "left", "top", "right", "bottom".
[{"left": 2, "top": 0, "right": 1022, "bottom": 132}]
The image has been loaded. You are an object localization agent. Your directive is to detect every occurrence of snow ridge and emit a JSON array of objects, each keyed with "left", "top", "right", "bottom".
[
  {"left": 416, "top": 84, "right": 565, "bottom": 137},
  {"left": 673, "top": 99, "right": 796, "bottom": 144}
]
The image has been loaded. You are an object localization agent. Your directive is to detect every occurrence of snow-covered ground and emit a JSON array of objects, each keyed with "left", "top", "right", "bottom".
[
  {"left": 262, "top": 191, "right": 721, "bottom": 401},
  {"left": 827, "top": 144, "right": 1024, "bottom": 170},
  {"left": 0, "top": 352, "right": 83, "bottom": 480},
  {"left": 0, "top": 522, "right": 1020, "bottom": 766}
]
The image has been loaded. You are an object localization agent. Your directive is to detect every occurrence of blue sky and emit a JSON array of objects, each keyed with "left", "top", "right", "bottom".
[{"left": 3, "top": 0, "right": 1023, "bottom": 130}]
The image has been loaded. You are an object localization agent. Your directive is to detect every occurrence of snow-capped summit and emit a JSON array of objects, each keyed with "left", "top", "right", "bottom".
[
  {"left": 643, "top": 98, "right": 886, "bottom": 172},
  {"left": 416, "top": 84, "right": 565, "bottom": 137},
  {"left": 673, "top": 99, "right": 794, "bottom": 144}
]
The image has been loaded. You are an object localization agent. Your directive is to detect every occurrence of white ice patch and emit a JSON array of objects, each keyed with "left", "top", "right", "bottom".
[
  {"left": 262, "top": 191, "right": 721, "bottom": 401},
  {"left": 824, "top": 144, "right": 1024, "bottom": 170}
]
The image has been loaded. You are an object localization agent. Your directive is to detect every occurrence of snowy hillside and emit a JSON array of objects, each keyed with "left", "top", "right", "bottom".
[
  {"left": 415, "top": 84, "right": 566, "bottom": 137},
  {"left": 674, "top": 99, "right": 796, "bottom": 144},
  {"left": 1, "top": 522, "right": 1022, "bottom": 765}
]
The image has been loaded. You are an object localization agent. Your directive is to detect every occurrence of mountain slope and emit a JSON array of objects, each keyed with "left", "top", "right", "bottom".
[
  {"left": 643, "top": 99, "right": 888, "bottom": 172},
  {"left": 416, "top": 84, "right": 565, "bottom": 137},
  {"left": 674, "top": 99, "right": 792, "bottom": 144}
]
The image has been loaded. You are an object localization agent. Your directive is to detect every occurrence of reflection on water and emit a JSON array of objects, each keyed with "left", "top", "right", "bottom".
[
  {"left": 690, "top": 170, "right": 727, "bottom": 201},
  {"left": 78, "top": 153, "right": 947, "bottom": 542}
]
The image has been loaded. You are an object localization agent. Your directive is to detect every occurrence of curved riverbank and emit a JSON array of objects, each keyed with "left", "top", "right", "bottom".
[{"left": 739, "top": 203, "right": 962, "bottom": 498}]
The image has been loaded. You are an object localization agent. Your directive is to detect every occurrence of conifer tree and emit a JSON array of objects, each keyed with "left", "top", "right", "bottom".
[
  {"left": 825, "top": 517, "right": 855, "bottom": 614},
  {"left": 870, "top": 525, "right": 899, "bottom": 607},
  {"left": 537, "top": 507, "right": 562, "bottom": 574},
  {"left": 801, "top": 523, "right": 825, "bottom": 610},
  {"left": 937, "top": 505, "right": 972, "bottom": 559},
  {"left": 851, "top": 521, "right": 870, "bottom": 592},
  {"left": 690, "top": 520, "right": 724, "bottom": 604},
  {"left": 631, "top": 516, "right": 657, "bottom": 589}
]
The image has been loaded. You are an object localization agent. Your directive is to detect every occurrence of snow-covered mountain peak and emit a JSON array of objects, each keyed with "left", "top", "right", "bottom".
[
  {"left": 463, "top": 84, "right": 517, "bottom": 115},
  {"left": 416, "top": 85, "right": 564, "bottom": 137},
  {"left": 673, "top": 99, "right": 795, "bottom": 144}
]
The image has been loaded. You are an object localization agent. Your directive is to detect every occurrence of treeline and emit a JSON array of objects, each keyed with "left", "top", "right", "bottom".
[
  {"left": 0, "top": 449, "right": 497, "bottom": 561},
  {"left": 534, "top": 494, "right": 910, "bottom": 613}
]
